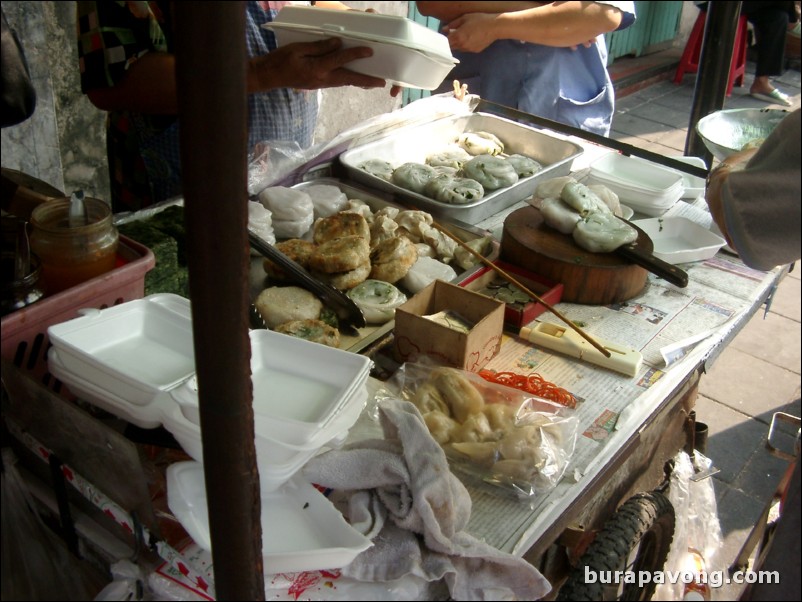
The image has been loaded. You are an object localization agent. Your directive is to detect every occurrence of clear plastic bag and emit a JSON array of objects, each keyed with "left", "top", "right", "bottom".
[
  {"left": 376, "top": 360, "right": 578, "bottom": 498},
  {"left": 1, "top": 448, "right": 107, "bottom": 600},
  {"left": 654, "top": 450, "right": 725, "bottom": 601},
  {"left": 246, "top": 92, "right": 479, "bottom": 196}
]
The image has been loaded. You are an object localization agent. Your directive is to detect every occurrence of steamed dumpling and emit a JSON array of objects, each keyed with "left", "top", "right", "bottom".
[
  {"left": 535, "top": 176, "right": 576, "bottom": 200},
  {"left": 561, "top": 181, "right": 611, "bottom": 216},
  {"left": 462, "top": 155, "right": 519, "bottom": 191},
  {"left": 458, "top": 131, "right": 504, "bottom": 156},
  {"left": 304, "top": 184, "right": 348, "bottom": 218},
  {"left": 424, "top": 174, "right": 485, "bottom": 205},
  {"left": 392, "top": 162, "right": 437, "bottom": 194},
  {"left": 540, "top": 197, "right": 582, "bottom": 235},
  {"left": 258, "top": 186, "right": 314, "bottom": 222},
  {"left": 506, "top": 154, "right": 543, "bottom": 178},
  {"left": 360, "top": 159, "right": 394, "bottom": 181},
  {"left": 573, "top": 211, "right": 638, "bottom": 253},
  {"left": 426, "top": 146, "right": 473, "bottom": 169},
  {"left": 401, "top": 256, "right": 458, "bottom": 293}
]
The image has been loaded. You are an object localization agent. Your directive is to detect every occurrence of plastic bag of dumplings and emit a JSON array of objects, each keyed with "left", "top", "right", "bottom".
[{"left": 376, "top": 359, "right": 579, "bottom": 498}]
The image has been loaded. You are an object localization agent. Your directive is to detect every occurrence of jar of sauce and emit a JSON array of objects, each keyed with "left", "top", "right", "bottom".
[
  {"left": 29, "top": 198, "right": 119, "bottom": 295},
  {"left": 1, "top": 251, "right": 44, "bottom": 316}
]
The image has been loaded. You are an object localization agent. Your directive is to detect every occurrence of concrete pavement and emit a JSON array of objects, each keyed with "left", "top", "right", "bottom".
[{"left": 608, "top": 55, "right": 801, "bottom": 600}]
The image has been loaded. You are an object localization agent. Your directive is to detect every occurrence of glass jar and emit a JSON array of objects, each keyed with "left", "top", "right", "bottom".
[
  {"left": 1, "top": 251, "right": 44, "bottom": 316},
  {"left": 29, "top": 198, "right": 119, "bottom": 295}
]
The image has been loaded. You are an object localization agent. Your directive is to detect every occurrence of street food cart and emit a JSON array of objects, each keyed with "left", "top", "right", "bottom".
[
  {"left": 1, "top": 88, "right": 787, "bottom": 600},
  {"left": 1, "top": 3, "right": 786, "bottom": 600}
]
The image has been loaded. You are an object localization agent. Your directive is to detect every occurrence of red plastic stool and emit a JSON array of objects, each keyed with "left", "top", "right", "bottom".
[{"left": 674, "top": 11, "right": 748, "bottom": 96}]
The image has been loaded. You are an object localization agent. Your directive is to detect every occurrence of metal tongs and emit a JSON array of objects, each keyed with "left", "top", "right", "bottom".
[{"left": 247, "top": 229, "right": 366, "bottom": 335}]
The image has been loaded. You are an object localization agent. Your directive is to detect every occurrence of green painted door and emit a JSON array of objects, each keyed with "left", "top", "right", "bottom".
[{"left": 606, "top": 1, "right": 683, "bottom": 64}]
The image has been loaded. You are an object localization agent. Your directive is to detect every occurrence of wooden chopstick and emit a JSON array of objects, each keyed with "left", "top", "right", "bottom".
[{"left": 432, "top": 221, "right": 612, "bottom": 358}]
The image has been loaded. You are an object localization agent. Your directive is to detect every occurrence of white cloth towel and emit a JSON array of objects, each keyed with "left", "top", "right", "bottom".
[{"left": 303, "top": 398, "right": 551, "bottom": 601}]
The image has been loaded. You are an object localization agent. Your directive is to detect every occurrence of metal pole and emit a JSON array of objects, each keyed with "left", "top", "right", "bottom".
[
  {"left": 685, "top": 1, "right": 743, "bottom": 163},
  {"left": 174, "top": 2, "right": 264, "bottom": 599}
]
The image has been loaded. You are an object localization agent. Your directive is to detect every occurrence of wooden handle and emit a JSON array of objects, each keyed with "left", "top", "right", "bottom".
[{"left": 432, "top": 221, "right": 613, "bottom": 358}]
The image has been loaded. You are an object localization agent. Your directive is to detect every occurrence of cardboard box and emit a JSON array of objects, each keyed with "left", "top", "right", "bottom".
[
  {"left": 460, "top": 261, "right": 564, "bottom": 329},
  {"left": 393, "top": 280, "right": 504, "bottom": 372}
]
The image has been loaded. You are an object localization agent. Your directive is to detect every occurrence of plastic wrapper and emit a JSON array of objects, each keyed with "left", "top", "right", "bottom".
[
  {"left": 1, "top": 449, "right": 106, "bottom": 600},
  {"left": 654, "top": 450, "right": 725, "bottom": 601},
  {"left": 376, "top": 360, "right": 578, "bottom": 498},
  {"left": 247, "top": 92, "right": 479, "bottom": 196}
]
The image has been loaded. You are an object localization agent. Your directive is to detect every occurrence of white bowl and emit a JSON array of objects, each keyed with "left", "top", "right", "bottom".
[
  {"left": 265, "top": 6, "right": 457, "bottom": 90},
  {"left": 632, "top": 217, "right": 726, "bottom": 264},
  {"left": 695, "top": 108, "right": 788, "bottom": 161}
]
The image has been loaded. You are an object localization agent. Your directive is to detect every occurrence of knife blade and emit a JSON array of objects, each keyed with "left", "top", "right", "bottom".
[
  {"left": 615, "top": 240, "right": 689, "bottom": 288},
  {"left": 614, "top": 217, "right": 689, "bottom": 288},
  {"left": 247, "top": 229, "right": 366, "bottom": 334}
]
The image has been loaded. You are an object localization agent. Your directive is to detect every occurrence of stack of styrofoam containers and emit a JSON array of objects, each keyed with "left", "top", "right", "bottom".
[
  {"left": 46, "top": 293, "right": 372, "bottom": 492},
  {"left": 585, "top": 152, "right": 684, "bottom": 217}
]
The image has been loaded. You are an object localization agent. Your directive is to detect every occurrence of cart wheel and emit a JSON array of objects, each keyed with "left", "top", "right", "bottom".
[{"left": 556, "top": 491, "right": 675, "bottom": 601}]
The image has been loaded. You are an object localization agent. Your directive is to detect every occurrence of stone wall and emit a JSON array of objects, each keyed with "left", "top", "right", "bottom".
[{"left": 1, "top": 1, "right": 405, "bottom": 204}]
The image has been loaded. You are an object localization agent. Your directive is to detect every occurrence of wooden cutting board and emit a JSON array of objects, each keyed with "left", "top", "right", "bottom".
[{"left": 501, "top": 205, "right": 649, "bottom": 305}]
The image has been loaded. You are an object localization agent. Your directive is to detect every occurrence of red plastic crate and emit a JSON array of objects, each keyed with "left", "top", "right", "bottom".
[{"left": 1, "top": 235, "right": 155, "bottom": 388}]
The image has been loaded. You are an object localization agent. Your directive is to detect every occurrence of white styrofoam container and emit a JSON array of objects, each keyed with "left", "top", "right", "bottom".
[
  {"left": 47, "top": 294, "right": 195, "bottom": 408},
  {"left": 166, "top": 462, "right": 373, "bottom": 572},
  {"left": 47, "top": 294, "right": 373, "bottom": 490},
  {"left": 586, "top": 152, "right": 684, "bottom": 216},
  {"left": 48, "top": 347, "right": 166, "bottom": 428},
  {"left": 669, "top": 156, "right": 707, "bottom": 200},
  {"left": 265, "top": 6, "right": 457, "bottom": 90},
  {"left": 49, "top": 342, "right": 368, "bottom": 491},
  {"left": 632, "top": 217, "right": 726, "bottom": 264},
  {"left": 173, "top": 329, "right": 371, "bottom": 443}
]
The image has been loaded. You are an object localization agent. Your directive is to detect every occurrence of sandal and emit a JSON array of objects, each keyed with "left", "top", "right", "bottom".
[{"left": 750, "top": 88, "right": 793, "bottom": 107}]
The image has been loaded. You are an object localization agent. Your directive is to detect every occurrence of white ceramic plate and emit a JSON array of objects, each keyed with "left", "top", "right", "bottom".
[
  {"left": 166, "top": 462, "right": 373, "bottom": 573},
  {"left": 619, "top": 205, "right": 634, "bottom": 220},
  {"left": 632, "top": 217, "right": 726, "bottom": 264}
]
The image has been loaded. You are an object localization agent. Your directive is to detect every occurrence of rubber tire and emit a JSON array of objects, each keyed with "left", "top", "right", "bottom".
[{"left": 556, "top": 491, "right": 675, "bottom": 601}]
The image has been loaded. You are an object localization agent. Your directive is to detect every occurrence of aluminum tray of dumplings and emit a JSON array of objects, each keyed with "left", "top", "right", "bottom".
[{"left": 339, "top": 112, "right": 584, "bottom": 225}]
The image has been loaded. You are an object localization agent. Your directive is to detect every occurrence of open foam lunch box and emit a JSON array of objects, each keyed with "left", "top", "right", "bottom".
[{"left": 47, "top": 293, "right": 371, "bottom": 490}]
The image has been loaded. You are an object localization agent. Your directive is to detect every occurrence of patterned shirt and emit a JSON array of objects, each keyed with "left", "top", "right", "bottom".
[{"left": 77, "top": 1, "right": 318, "bottom": 212}]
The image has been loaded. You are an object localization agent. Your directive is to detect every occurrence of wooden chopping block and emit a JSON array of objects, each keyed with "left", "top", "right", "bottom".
[{"left": 501, "top": 205, "right": 648, "bottom": 305}]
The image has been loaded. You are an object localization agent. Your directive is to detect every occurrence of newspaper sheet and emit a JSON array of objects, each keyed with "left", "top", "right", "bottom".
[{"left": 461, "top": 193, "right": 783, "bottom": 556}]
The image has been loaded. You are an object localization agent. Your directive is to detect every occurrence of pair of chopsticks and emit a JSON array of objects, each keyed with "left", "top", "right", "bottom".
[{"left": 431, "top": 221, "right": 612, "bottom": 359}]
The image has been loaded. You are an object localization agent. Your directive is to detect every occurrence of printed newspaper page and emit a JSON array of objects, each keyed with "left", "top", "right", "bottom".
[{"left": 463, "top": 200, "right": 783, "bottom": 556}]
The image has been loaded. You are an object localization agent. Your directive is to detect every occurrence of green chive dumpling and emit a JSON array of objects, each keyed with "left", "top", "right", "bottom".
[
  {"left": 462, "top": 154, "right": 519, "bottom": 191},
  {"left": 506, "top": 154, "right": 543, "bottom": 178},
  {"left": 391, "top": 162, "right": 437, "bottom": 194}
]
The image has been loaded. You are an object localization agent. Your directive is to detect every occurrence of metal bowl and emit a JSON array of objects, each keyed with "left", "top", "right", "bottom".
[{"left": 696, "top": 108, "right": 788, "bottom": 161}]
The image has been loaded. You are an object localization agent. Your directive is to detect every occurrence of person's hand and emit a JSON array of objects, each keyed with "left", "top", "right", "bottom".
[
  {"left": 442, "top": 13, "right": 501, "bottom": 53},
  {"left": 249, "top": 37, "right": 386, "bottom": 91},
  {"left": 569, "top": 38, "right": 597, "bottom": 50}
]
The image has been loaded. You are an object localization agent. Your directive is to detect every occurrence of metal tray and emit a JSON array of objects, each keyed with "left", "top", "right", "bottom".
[
  {"left": 339, "top": 112, "right": 583, "bottom": 225},
  {"left": 249, "top": 178, "right": 499, "bottom": 354}
]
